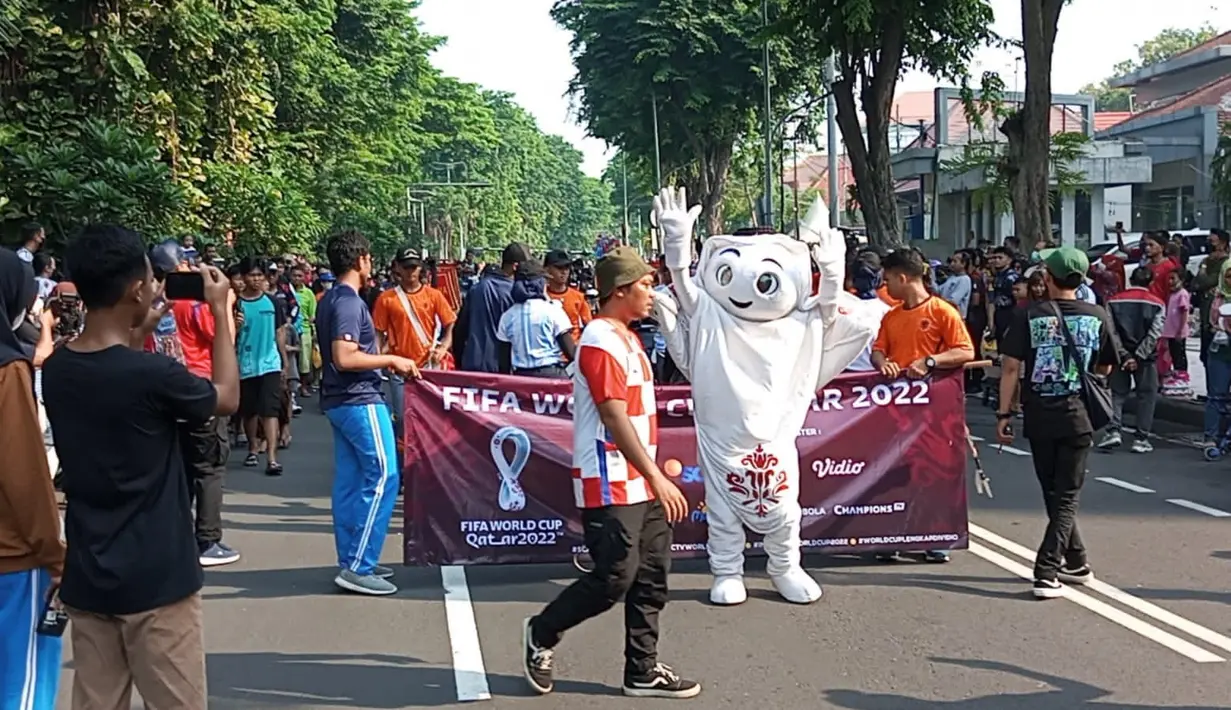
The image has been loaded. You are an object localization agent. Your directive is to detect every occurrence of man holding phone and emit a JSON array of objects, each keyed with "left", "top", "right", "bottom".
[
  {"left": 160, "top": 249, "right": 243, "bottom": 567},
  {"left": 42, "top": 224, "right": 240, "bottom": 709}
]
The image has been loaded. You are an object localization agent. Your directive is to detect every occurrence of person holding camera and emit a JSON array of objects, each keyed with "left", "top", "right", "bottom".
[
  {"left": 0, "top": 247, "right": 65, "bottom": 710},
  {"left": 42, "top": 224, "right": 240, "bottom": 709},
  {"left": 996, "top": 247, "right": 1120, "bottom": 599}
]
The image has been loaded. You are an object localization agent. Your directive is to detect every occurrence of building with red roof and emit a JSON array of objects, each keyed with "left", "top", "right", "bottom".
[{"left": 1099, "top": 30, "right": 1231, "bottom": 231}]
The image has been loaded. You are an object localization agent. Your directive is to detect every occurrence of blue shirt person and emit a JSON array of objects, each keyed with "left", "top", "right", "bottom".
[
  {"left": 454, "top": 242, "right": 530, "bottom": 372},
  {"left": 315, "top": 230, "right": 419, "bottom": 597}
]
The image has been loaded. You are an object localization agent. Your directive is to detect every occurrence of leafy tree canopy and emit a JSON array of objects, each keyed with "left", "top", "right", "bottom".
[
  {"left": 0, "top": 0, "right": 613, "bottom": 261},
  {"left": 552, "top": 0, "right": 821, "bottom": 235}
]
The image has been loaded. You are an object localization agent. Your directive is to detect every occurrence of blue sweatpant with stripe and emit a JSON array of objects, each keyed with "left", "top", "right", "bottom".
[
  {"left": 0, "top": 568, "right": 61, "bottom": 710},
  {"left": 325, "top": 403, "right": 400, "bottom": 576}
]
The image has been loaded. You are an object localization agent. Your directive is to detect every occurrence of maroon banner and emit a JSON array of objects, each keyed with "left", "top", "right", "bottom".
[{"left": 403, "top": 370, "right": 969, "bottom": 566}]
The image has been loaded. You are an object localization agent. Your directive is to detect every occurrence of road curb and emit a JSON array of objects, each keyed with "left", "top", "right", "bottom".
[{"left": 1126, "top": 394, "right": 1204, "bottom": 430}]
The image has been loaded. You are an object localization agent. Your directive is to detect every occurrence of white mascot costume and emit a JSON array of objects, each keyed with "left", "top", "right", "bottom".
[{"left": 651, "top": 187, "right": 884, "bottom": 606}]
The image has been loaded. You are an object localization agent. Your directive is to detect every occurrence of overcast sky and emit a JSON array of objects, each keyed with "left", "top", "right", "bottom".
[{"left": 416, "top": 0, "right": 1227, "bottom": 177}]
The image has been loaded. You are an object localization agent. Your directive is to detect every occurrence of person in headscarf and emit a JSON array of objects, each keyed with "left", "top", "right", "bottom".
[
  {"left": 495, "top": 259, "right": 575, "bottom": 378},
  {"left": 0, "top": 247, "right": 65, "bottom": 710}
]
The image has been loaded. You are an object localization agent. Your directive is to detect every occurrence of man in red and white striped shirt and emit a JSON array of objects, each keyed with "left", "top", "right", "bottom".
[{"left": 522, "top": 247, "right": 698, "bottom": 700}]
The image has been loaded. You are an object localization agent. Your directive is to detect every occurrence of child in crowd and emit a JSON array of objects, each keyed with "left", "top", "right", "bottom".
[{"left": 1160, "top": 269, "right": 1193, "bottom": 398}]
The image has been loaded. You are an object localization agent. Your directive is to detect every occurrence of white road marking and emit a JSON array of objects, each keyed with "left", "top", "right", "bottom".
[
  {"left": 995, "top": 444, "right": 1031, "bottom": 456},
  {"left": 970, "top": 523, "right": 1231, "bottom": 658},
  {"left": 1166, "top": 499, "right": 1231, "bottom": 518},
  {"left": 441, "top": 565, "right": 492, "bottom": 701},
  {"left": 966, "top": 542, "right": 1223, "bottom": 663},
  {"left": 1094, "top": 477, "right": 1156, "bottom": 494}
]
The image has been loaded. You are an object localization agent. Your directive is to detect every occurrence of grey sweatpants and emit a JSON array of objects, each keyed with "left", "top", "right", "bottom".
[{"left": 1109, "top": 361, "right": 1159, "bottom": 437}]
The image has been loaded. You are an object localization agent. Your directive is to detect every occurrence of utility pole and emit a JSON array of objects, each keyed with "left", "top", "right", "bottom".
[
  {"left": 824, "top": 54, "right": 840, "bottom": 229},
  {"left": 760, "top": 0, "right": 774, "bottom": 228},
  {"left": 651, "top": 93, "right": 663, "bottom": 192},
  {"left": 622, "top": 151, "right": 630, "bottom": 243}
]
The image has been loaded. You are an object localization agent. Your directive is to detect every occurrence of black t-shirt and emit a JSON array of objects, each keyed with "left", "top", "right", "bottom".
[
  {"left": 42, "top": 345, "right": 217, "bottom": 614},
  {"left": 999, "top": 299, "right": 1120, "bottom": 440}
]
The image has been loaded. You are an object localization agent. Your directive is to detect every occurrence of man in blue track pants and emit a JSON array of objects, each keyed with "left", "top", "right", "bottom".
[{"left": 316, "top": 230, "right": 420, "bottom": 596}]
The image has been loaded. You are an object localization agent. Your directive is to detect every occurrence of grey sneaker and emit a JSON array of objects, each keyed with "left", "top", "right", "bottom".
[
  {"left": 373, "top": 565, "right": 395, "bottom": 580},
  {"left": 199, "top": 542, "right": 241, "bottom": 567},
  {"left": 334, "top": 568, "right": 398, "bottom": 596},
  {"left": 1130, "top": 438, "right": 1154, "bottom": 454},
  {"left": 1097, "top": 431, "right": 1122, "bottom": 449}
]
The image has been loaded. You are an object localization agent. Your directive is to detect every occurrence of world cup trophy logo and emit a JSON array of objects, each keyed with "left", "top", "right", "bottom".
[{"left": 491, "top": 426, "right": 530, "bottom": 512}]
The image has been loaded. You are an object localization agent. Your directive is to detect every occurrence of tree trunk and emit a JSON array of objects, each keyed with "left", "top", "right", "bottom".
[
  {"left": 830, "top": 26, "right": 905, "bottom": 248},
  {"left": 1006, "top": 0, "right": 1065, "bottom": 245}
]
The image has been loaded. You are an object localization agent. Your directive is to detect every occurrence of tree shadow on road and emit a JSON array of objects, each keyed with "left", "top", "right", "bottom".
[
  {"left": 1212, "top": 550, "right": 1231, "bottom": 561},
  {"left": 823, "top": 657, "right": 1225, "bottom": 710},
  {"left": 1126, "top": 587, "right": 1231, "bottom": 606},
  {"left": 206, "top": 651, "right": 612, "bottom": 708}
]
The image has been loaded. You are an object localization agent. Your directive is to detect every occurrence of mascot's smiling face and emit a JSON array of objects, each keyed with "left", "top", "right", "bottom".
[{"left": 698, "top": 233, "right": 814, "bottom": 322}]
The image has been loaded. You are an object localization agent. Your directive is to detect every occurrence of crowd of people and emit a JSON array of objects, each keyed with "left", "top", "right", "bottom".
[{"left": 3, "top": 214, "right": 1230, "bottom": 707}]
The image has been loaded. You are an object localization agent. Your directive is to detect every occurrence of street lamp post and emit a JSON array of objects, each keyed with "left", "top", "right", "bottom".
[
  {"left": 824, "top": 54, "right": 840, "bottom": 229},
  {"left": 651, "top": 93, "right": 663, "bottom": 192},
  {"left": 622, "top": 151, "right": 630, "bottom": 244},
  {"left": 761, "top": 0, "right": 774, "bottom": 229}
]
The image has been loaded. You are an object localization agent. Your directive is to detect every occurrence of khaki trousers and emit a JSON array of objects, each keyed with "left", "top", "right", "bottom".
[{"left": 66, "top": 592, "right": 206, "bottom": 710}]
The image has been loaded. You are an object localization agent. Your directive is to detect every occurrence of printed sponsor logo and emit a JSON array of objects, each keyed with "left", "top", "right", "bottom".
[
  {"left": 812, "top": 458, "right": 867, "bottom": 478},
  {"left": 832, "top": 501, "right": 906, "bottom": 516},
  {"left": 801, "top": 506, "right": 827, "bottom": 517}
]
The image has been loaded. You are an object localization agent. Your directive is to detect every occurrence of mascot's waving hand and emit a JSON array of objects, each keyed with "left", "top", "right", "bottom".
[{"left": 651, "top": 187, "right": 884, "bottom": 606}]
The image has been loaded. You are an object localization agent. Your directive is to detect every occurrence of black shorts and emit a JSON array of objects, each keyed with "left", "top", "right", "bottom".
[{"left": 240, "top": 372, "right": 283, "bottom": 418}]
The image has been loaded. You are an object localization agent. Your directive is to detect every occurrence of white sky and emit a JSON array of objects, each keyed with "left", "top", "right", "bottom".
[{"left": 416, "top": 0, "right": 1227, "bottom": 177}]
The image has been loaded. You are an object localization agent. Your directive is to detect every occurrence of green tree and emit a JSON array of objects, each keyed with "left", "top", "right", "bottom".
[
  {"left": 774, "top": 0, "right": 996, "bottom": 247},
  {"left": 1078, "top": 24, "right": 1221, "bottom": 112},
  {"left": 551, "top": 0, "right": 821, "bottom": 236},
  {"left": 1, "top": 0, "right": 606, "bottom": 262}
]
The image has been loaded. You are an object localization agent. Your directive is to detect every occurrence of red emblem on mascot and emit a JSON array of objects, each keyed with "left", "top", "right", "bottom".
[{"left": 727, "top": 445, "right": 790, "bottom": 517}]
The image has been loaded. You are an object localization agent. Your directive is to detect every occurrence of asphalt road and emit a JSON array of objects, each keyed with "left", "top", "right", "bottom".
[{"left": 55, "top": 400, "right": 1231, "bottom": 710}]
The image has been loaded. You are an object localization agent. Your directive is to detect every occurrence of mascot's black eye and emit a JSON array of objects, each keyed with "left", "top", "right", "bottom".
[
  {"left": 717, "top": 264, "right": 733, "bottom": 286},
  {"left": 756, "top": 272, "right": 779, "bottom": 295}
]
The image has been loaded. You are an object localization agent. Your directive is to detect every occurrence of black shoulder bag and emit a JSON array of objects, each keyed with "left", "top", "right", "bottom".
[{"left": 1050, "top": 301, "right": 1114, "bottom": 431}]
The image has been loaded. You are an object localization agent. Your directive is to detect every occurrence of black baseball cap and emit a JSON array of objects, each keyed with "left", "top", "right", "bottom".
[
  {"left": 544, "top": 249, "right": 572, "bottom": 268},
  {"left": 395, "top": 247, "right": 421, "bottom": 264},
  {"left": 502, "top": 242, "right": 531, "bottom": 266}
]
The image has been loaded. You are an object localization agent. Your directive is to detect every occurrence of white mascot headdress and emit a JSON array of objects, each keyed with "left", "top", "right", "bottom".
[{"left": 652, "top": 188, "right": 886, "bottom": 605}]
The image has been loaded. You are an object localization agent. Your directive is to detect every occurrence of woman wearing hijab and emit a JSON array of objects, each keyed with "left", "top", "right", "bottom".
[
  {"left": 495, "top": 259, "right": 576, "bottom": 378},
  {"left": 0, "top": 247, "right": 65, "bottom": 710}
]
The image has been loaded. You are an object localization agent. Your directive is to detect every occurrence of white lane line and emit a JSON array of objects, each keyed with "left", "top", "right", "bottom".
[
  {"left": 1094, "top": 477, "right": 1156, "bottom": 494},
  {"left": 966, "top": 433, "right": 1030, "bottom": 456},
  {"left": 1166, "top": 499, "right": 1231, "bottom": 518},
  {"left": 440, "top": 565, "right": 492, "bottom": 701},
  {"left": 970, "top": 523, "right": 1231, "bottom": 657},
  {"left": 967, "top": 541, "right": 1224, "bottom": 663}
]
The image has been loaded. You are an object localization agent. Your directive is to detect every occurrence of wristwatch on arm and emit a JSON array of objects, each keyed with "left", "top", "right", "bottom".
[{"left": 924, "top": 356, "right": 937, "bottom": 372}]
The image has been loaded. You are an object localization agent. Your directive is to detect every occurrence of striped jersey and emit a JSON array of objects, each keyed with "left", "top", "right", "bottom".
[{"left": 571, "top": 318, "right": 658, "bottom": 508}]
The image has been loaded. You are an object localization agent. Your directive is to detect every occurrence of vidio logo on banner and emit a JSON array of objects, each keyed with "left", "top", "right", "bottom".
[{"left": 459, "top": 425, "right": 565, "bottom": 550}]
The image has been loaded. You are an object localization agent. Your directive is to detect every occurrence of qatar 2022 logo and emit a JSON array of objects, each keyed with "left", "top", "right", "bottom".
[{"left": 491, "top": 426, "right": 530, "bottom": 512}]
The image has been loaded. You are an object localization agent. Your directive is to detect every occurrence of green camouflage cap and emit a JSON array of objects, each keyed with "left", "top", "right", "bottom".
[{"left": 595, "top": 246, "right": 653, "bottom": 299}]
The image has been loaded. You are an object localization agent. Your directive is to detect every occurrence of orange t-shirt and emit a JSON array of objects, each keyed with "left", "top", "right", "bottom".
[
  {"left": 872, "top": 296, "right": 973, "bottom": 368},
  {"left": 876, "top": 285, "right": 903, "bottom": 307},
  {"left": 371, "top": 285, "right": 457, "bottom": 366},
  {"left": 547, "top": 287, "right": 593, "bottom": 343}
]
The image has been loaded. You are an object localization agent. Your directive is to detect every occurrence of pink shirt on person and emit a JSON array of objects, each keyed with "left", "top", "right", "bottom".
[{"left": 1161, "top": 288, "right": 1191, "bottom": 340}]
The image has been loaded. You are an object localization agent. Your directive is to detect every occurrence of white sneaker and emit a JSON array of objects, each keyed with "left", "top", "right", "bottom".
[
  {"left": 1131, "top": 439, "right": 1154, "bottom": 454},
  {"left": 1097, "top": 431, "right": 1122, "bottom": 449}
]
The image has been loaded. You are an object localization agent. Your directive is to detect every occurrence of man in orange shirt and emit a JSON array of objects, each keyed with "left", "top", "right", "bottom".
[
  {"left": 544, "top": 249, "right": 592, "bottom": 346},
  {"left": 870, "top": 248, "right": 974, "bottom": 563},
  {"left": 372, "top": 248, "right": 456, "bottom": 450}
]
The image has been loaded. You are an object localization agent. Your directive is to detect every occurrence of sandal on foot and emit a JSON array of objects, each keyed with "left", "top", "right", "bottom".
[{"left": 243, "top": 453, "right": 259, "bottom": 467}]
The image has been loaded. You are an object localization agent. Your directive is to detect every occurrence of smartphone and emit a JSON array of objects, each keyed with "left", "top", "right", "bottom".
[
  {"left": 36, "top": 588, "right": 69, "bottom": 637},
  {"left": 164, "top": 272, "right": 206, "bottom": 301}
]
